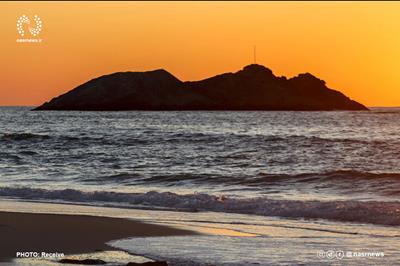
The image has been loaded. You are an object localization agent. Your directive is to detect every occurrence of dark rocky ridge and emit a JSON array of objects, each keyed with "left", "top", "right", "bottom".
[{"left": 34, "top": 64, "right": 368, "bottom": 111}]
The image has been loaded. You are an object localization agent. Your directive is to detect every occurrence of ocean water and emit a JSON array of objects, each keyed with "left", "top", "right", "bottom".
[{"left": 1, "top": 106, "right": 400, "bottom": 265}]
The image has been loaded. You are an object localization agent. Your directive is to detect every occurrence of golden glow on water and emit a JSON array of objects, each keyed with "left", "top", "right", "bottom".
[
  {"left": 165, "top": 223, "right": 258, "bottom": 237},
  {"left": 1, "top": 2, "right": 400, "bottom": 106}
]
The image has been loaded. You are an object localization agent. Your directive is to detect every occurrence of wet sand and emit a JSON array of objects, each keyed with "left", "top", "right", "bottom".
[{"left": 0, "top": 211, "right": 195, "bottom": 263}]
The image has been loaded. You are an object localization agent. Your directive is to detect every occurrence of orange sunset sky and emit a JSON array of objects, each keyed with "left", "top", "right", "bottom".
[{"left": 1, "top": 1, "right": 400, "bottom": 107}]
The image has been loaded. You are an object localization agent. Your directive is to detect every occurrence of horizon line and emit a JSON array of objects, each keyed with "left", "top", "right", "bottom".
[{"left": 1, "top": 105, "right": 399, "bottom": 108}]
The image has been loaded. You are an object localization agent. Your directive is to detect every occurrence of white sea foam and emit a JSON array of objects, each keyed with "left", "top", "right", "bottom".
[{"left": 1, "top": 186, "right": 399, "bottom": 226}]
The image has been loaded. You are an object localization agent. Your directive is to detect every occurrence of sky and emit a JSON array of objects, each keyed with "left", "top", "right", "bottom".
[{"left": 1, "top": 1, "right": 400, "bottom": 107}]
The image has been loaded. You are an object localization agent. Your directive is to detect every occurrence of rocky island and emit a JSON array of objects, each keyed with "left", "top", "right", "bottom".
[{"left": 34, "top": 64, "right": 368, "bottom": 111}]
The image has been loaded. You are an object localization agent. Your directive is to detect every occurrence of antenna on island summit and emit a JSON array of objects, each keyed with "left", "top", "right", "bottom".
[{"left": 253, "top": 45, "right": 257, "bottom": 64}]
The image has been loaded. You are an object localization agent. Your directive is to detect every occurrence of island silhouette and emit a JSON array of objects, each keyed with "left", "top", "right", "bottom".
[{"left": 34, "top": 64, "right": 368, "bottom": 111}]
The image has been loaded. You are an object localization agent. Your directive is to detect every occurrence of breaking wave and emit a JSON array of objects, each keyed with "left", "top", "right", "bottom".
[{"left": 1, "top": 186, "right": 400, "bottom": 226}]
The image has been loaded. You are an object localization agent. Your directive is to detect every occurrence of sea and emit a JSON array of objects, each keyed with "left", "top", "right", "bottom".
[{"left": 1, "top": 106, "right": 400, "bottom": 265}]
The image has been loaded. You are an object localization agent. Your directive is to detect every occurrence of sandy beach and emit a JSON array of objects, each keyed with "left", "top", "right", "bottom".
[{"left": 0, "top": 211, "right": 195, "bottom": 263}]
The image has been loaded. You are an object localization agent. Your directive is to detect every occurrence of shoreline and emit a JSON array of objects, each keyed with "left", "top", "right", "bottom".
[
  {"left": 0, "top": 211, "right": 196, "bottom": 263},
  {"left": 0, "top": 198, "right": 398, "bottom": 264}
]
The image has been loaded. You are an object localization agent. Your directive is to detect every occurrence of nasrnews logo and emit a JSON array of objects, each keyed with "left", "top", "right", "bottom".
[
  {"left": 16, "top": 14, "right": 43, "bottom": 43},
  {"left": 318, "top": 250, "right": 384, "bottom": 260}
]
